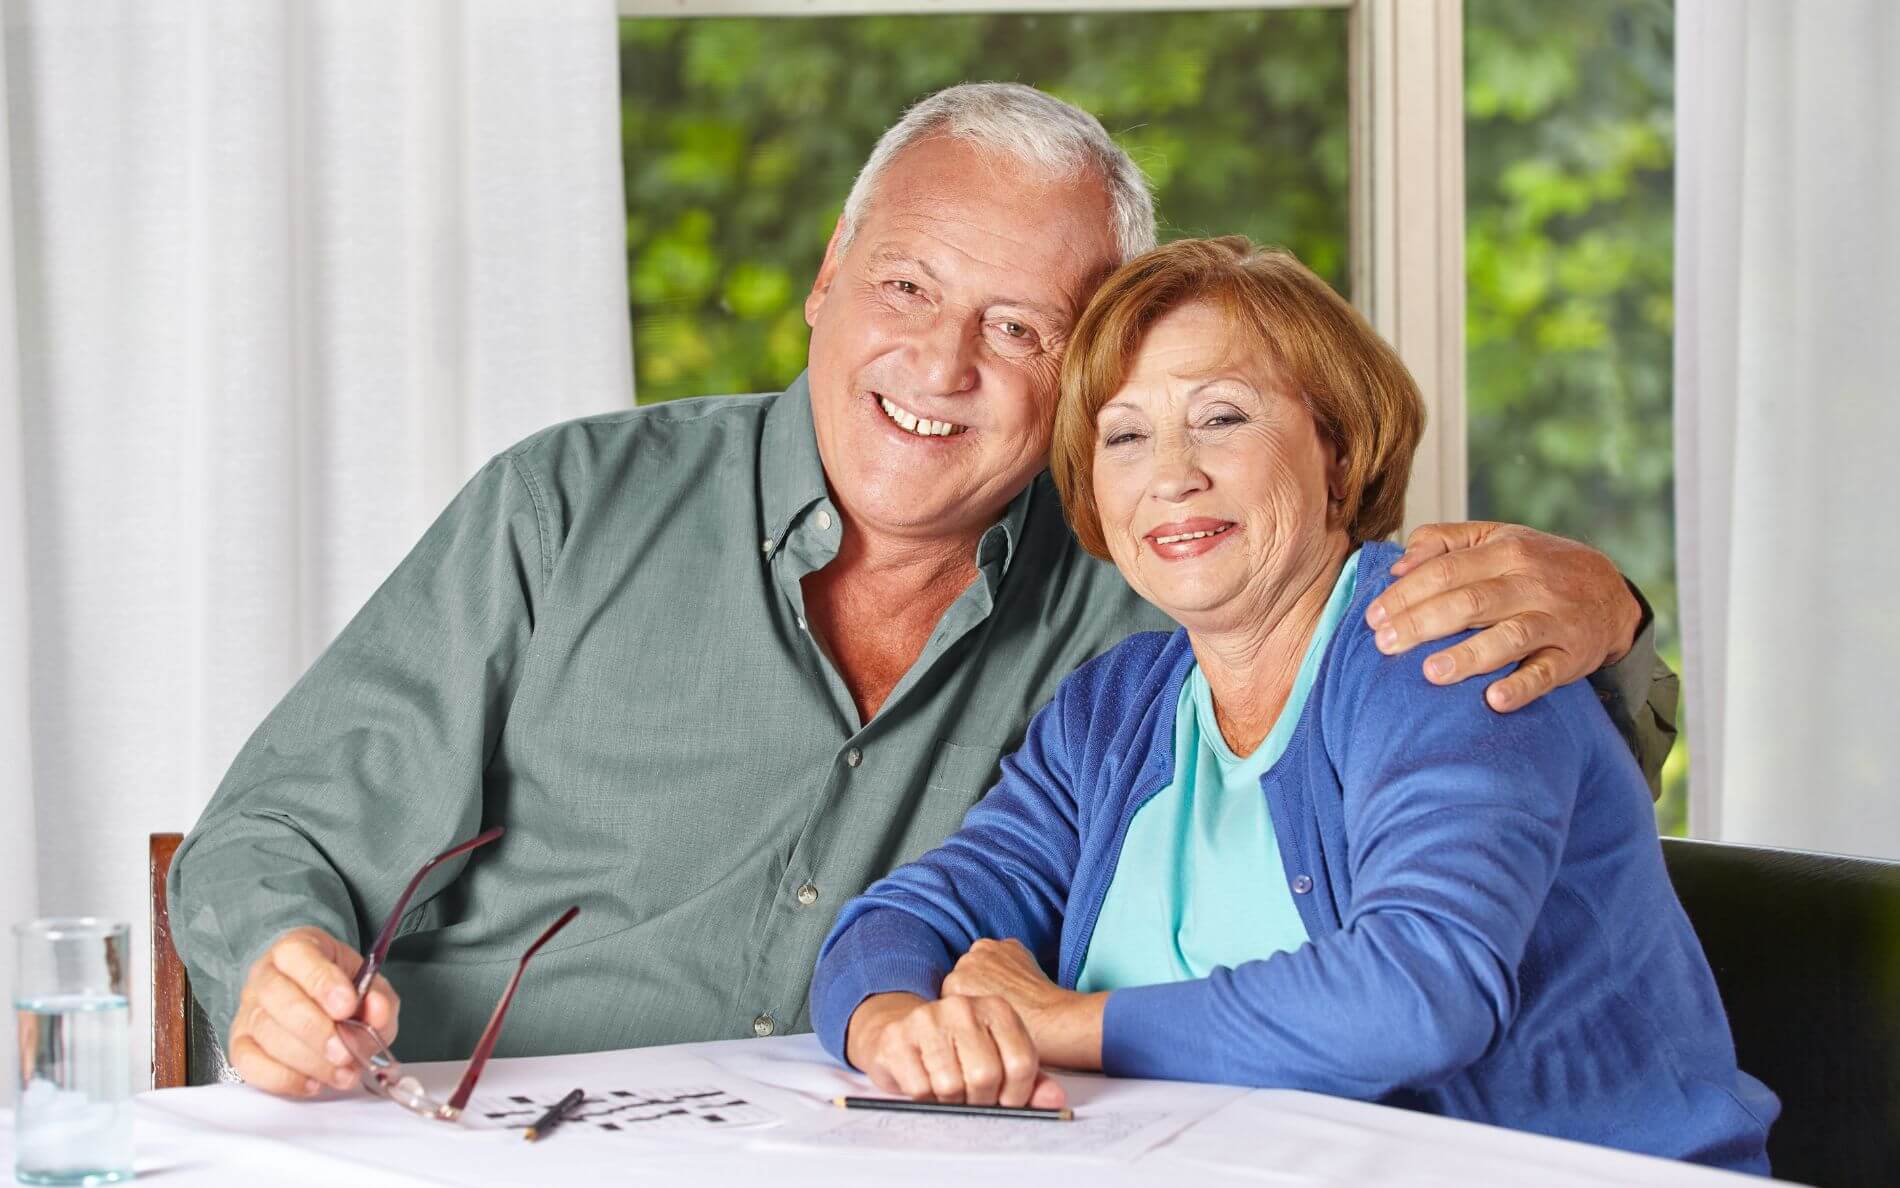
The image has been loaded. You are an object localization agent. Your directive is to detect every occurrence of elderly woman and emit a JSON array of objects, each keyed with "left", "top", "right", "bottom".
[{"left": 809, "top": 238, "right": 1776, "bottom": 1171}]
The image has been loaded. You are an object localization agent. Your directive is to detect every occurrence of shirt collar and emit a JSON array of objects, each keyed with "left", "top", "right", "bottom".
[
  {"left": 760, "top": 371, "right": 830, "bottom": 552},
  {"left": 977, "top": 477, "right": 1034, "bottom": 581},
  {"left": 760, "top": 369, "right": 1037, "bottom": 578}
]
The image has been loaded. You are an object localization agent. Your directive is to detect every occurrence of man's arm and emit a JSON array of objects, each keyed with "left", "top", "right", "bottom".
[
  {"left": 1362, "top": 522, "right": 1679, "bottom": 797},
  {"left": 169, "top": 452, "right": 548, "bottom": 1091},
  {"left": 1587, "top": 581, "right": 1680, "bottom": 797}
]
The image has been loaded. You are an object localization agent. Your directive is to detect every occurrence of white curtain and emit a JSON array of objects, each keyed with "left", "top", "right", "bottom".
[
  {"left": 0, "top": 0, "right": 36, "bottom": 1104},
  {"left": 1, "top": 0, "right": 631, "bottom": 1094},
  {"left": 1677, "top": 0, "right": 1900, "bottom": 858}
]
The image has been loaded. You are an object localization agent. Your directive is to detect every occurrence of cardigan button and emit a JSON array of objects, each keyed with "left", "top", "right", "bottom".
[{"left": 1292, "top": 875, "right": 1314, "bottom": 895}]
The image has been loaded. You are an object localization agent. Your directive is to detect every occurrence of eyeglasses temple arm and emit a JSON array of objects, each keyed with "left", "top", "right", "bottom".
[
  {"left": 447, "top": 905, "right": 580, "bottom": 1114},
  {"left": 353, "top": 825, "right": 506, "bottom": 1000}
]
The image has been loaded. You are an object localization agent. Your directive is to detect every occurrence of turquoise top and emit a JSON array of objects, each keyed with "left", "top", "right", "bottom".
[{"left": 1076, "top": 548, "right": 1361, "bottom": 992}]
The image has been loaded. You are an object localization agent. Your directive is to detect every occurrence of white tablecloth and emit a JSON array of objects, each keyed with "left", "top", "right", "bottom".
[{"left": 4, "top": 1034, "right": 1791, "bottom": 1186}]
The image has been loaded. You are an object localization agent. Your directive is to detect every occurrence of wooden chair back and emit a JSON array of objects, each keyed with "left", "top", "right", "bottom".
[{"left": 148, "top": 831, "right": 233, "bottom": 1088}]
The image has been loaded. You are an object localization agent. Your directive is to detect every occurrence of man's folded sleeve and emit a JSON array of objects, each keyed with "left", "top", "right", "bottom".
[
  {"left": 167, "top": 454, "right": 549, "bottom": 1040},
  {"left": 1584, "top": 581, "right": 1680, "bottom": 800}
]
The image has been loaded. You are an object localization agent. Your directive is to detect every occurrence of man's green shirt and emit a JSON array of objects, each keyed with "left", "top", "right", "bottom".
[{"left": 171, "top": 374, "right": 1678, "bottom": 1060}]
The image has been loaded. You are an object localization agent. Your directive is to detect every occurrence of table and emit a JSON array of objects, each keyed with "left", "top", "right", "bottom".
[{"left": 5, "top": 1035, "right": 1791, "bottom": 1186}]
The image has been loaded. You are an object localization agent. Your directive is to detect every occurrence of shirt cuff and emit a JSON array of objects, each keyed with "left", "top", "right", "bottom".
[
  {"left": 169, "top": 842, "right": 362, "bottom": 1047},
  {"left": 1584, "top": 578, "right": 1677, "bottom": 797},
  {"left": 1589, "top": 578, "right": 1654, "bottom": 697},
  {"left": 1585, "top": 581, "right": 1647, "bottom": 705}
]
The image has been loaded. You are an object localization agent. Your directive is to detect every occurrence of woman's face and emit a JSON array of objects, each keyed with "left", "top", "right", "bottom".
[{"left": 1091, "top": 301, "right": 1346, "bottom": 635}]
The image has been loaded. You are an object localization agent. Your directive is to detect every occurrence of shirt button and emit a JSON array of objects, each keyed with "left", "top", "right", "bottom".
[
  {"left": 846, "top": 748, "right": 862, "bottom": 768},
  {"left": 752, "top": 1014, "right": 776, "bottom": 1038},
  {"left": 761, "top": 537, "right": 774, "bottom": 555},
  {"left": 816, "top": 510, "right": 833, "bottom": 531},
  {"left": 796, "top": 883, "right": 819, "bottom": 906},
  {"left": 1292, "top": 875, "right": 1313, "bottom": 895},
  {"left": 796, "top": 617, "right": 807, "bottom": 631}
]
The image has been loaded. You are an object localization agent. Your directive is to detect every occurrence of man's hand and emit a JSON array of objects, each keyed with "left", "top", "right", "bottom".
[
  {"left": 942, "top": 938, "right": 1105, "bottom": 1072},
  {"left": 845, "top": 990, "right": 1067, "bottom": 1109},
  {"left": 228, "top": 926, "right": 401, "bottom": 1099},
  {"left": 1365, "top": 522, "right": 1643, "bottom": 713}
]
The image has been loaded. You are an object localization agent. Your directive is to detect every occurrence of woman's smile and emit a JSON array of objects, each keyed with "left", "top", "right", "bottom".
[{"left": 1144, "top": 517, "right": 1238, "bottom": 560}]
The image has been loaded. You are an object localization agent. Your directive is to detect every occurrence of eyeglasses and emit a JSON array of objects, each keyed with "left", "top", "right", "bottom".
[{"left": 334, "top": 826, "right": 579, "bottom": 1123}]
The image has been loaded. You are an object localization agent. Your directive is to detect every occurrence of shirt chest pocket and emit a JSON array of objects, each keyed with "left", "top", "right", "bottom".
[
  {"left": 925, "top": 739, "right": 1007, "bottom": 797},
  {"left": 872, "top": 741, "right": 1012, "bottom": 877}
]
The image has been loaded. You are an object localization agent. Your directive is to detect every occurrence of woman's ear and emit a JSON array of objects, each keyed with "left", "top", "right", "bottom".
[{"left": 1325, "top": 446, "right": 1350, "bottom": 527}]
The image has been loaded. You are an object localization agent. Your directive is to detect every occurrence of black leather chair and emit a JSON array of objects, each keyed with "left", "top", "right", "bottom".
[{"left": 1661, "top": 837, "right": 1900, "bottom": 1186}]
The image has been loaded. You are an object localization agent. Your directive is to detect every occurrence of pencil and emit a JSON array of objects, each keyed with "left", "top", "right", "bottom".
[
  {"left": 523, "top": 1087, "right": 588, "bottom": 1141},
  {"left": 833, "top": 1095, "right": 1073, "bottom": 1121}
]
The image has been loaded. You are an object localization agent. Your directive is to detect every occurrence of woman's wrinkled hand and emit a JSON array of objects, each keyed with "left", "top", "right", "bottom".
[
  {"left": 943, "top": 938, "right": 1066, "bottom": 1020},
  {"left": 944, "top": 938, "right": 1107, "bottom": 1072},
  {"left": 844, "top": 990, "right": 1067, "bottom": 1109}
]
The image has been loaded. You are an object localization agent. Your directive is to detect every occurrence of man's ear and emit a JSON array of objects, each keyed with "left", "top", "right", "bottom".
[{"left": 805, "top": 218, "right": 847, "bottom": 327}]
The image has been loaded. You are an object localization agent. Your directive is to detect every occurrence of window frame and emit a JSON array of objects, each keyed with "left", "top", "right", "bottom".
[{"left": 616, "top": 0, "right": 1466, "bottom": 528}]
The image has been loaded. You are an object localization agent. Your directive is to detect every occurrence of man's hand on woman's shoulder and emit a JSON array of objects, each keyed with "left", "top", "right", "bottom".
[
  {"left": 228, "top": 925, "right": 401, "bottom": 1099},
  {"left": 1364, "top": 521, "right": 1644, "bottom": 712}
]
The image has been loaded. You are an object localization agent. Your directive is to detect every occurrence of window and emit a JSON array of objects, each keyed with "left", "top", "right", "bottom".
[{"left": 1463, "top": 0, "right": 1681, "bottom": 830}]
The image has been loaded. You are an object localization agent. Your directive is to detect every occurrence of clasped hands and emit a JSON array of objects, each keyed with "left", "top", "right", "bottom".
[{"left": 845, "top": 937, "right": 1105, "bottom": 1110}]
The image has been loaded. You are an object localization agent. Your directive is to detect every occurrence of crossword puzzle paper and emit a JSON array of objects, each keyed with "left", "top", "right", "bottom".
[
  {"left": 472, "top": 1086, "right": 780, "bottom": 1134},
  {"left": 793, "top": 1108, "right": 1183, "bottom": 1161}
]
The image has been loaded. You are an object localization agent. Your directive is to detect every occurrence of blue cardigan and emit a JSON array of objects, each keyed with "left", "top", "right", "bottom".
[{"left": 812, "top": 543, "right": 1777, "bottom": 1173}]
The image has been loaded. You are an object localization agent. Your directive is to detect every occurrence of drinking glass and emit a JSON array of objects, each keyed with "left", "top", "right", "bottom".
[{"left": 13, "top": 919, "right": 134, "bottom": 1185}]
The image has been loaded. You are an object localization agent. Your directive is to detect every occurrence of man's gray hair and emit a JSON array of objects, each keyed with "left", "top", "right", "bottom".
[{"left": 839, "top": 82, "right": 1156, "bottom": 264}]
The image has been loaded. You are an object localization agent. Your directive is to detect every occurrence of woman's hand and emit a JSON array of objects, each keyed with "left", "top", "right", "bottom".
[
  {"left": 845, "top": 990, "right": 1067, "bottom": 1108},
  {"left": 943, "top": 938, "right": 1107, "bottom": 1072}
]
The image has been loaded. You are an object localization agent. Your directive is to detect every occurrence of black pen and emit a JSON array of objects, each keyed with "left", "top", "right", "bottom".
[
  {"left": 833, "top": 1095, "right": 1073, "bottom": 1121},
  {"left": 523, "top": 1087, "right": 588, "bottom": 1142}
]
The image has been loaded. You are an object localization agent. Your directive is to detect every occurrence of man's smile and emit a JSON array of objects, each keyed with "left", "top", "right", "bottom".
[{"left": 874, "top": 392, "right": 970, "bottom": 438}]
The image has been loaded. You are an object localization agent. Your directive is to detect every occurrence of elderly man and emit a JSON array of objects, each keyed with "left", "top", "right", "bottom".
[{"left": 171, "top": 83, "right": 1674, "bottom": 1099}]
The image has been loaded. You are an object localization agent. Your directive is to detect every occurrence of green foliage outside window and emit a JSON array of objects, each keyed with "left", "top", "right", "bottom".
[
  {"left": 1465, "top": 0, "right": 1681, "bottom": 831},
  {"left": 621, "top": 1, "right": 1682, "bottom": 831},
  {"left": 620, "top": 9, "right": 1348, "bottom": 403}
]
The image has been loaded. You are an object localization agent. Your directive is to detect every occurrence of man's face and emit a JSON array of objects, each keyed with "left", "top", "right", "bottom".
[{"left": 803, "top": 136, "right": 1121, "bottom": 545}]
